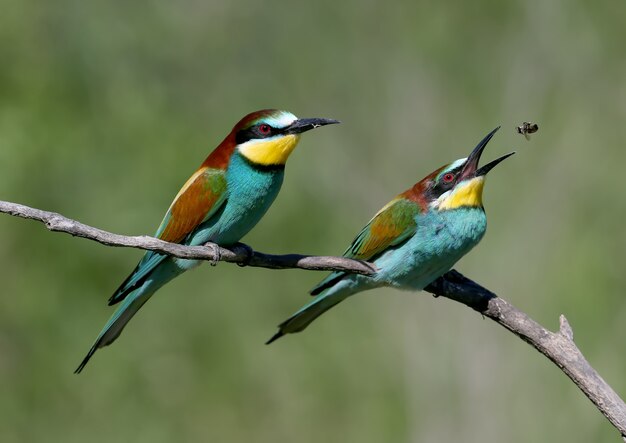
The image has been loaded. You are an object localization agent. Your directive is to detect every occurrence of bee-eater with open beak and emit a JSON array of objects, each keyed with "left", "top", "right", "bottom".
[
  {"left": 267, "top": 127, "right": 514, "bottom": 343},
  {"left": 75, "top": 109, "right": 339, "bottom": 372}
]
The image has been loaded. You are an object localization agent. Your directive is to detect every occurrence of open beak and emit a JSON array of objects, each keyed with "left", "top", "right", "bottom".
[
  {"left": 459, "top": 126, "right": 515, "bottom": 179},
  {"left": 285, "top": 117, "right": 340, "bottom": 135},
  {"left": 476, "top": 151, "right": 516, "bottom": 176}
]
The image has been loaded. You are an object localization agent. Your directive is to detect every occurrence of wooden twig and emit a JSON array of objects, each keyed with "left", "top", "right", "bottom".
[
  {"left": 426, "top": 271, "right": 626, "bottom": 440},
  {"left": 0, "top": 200, "right": 376, "bottom": 275},
  {"left": 1, "top": 199, "right": 625, "bottom": 440}
]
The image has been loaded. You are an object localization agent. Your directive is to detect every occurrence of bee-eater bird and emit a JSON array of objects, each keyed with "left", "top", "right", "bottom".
[
  {"left": 267, "top": 127, "right": 513, "bottom": 343},
  {"left": 75, "top": 109, "right": 339, "bottom": 372}
]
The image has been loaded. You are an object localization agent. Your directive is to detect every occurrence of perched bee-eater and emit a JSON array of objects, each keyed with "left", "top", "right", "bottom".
[
  {"left": 267, "top": 127, "right": 513, "bottom": 343},
  {"left": 76, "top": 109, "right": 339, "bottom": 372}
]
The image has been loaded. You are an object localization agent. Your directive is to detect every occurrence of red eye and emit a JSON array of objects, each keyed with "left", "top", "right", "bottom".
[
  {"left": 258, "top": 124, "right": 271, "bottom": 135},
  {"left": 442, "top": 173, "right": 455, "bottom": 183}
]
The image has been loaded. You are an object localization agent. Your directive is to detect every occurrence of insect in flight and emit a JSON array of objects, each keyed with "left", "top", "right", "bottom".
[{"left": 516, "top": 122, "right": 539, "bottom": 140}]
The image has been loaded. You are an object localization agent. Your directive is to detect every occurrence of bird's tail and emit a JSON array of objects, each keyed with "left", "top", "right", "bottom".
[
  {"left": 75, "top": 262, "right": 183, "bottom": 373},
  {"left": 75, "top": 285, "right": 154, "bottom": 373},
  {"left": 266, "top": 280, "right": 354, "bottom": 344}
]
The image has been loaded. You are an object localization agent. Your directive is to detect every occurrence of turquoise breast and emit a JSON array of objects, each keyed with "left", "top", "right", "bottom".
[
  {"left": 374, "top": 207, "right": 487, "bottom": 290},
  {"left": 187, "top": 151, "right": 285, "bottom": 247}
]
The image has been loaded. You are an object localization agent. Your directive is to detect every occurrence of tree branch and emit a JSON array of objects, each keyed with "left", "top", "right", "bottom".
[
  {"left": 1, "top": 199, "right": 625, "bottom": 439},
  {"left": 425, "top": 271, "right": 626, "bottom": 440},
  {"left": 0, "top": 200, "right": 376, "bottom": 275}
]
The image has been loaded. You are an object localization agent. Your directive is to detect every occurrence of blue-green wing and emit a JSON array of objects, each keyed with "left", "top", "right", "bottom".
[
  {"left": 310, "top": 197, "right": 420, "bottom": 295},
  {"left": 108, "top": 167, "right": 227, "bottom": 305}
]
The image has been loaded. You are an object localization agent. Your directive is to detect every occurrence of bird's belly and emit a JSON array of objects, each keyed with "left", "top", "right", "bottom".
[{"left": 374, "top": 208, "right": 486, "bottom": 290}]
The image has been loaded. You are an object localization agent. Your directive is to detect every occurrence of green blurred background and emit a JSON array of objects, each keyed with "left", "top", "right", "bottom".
[{"left": 1, "top": 0, "right": 625, "bottom": 441}]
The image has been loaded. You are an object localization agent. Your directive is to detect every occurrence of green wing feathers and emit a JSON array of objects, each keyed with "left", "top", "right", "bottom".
[
  {"left": 310, "top": 197, "right": 420, "bottom": 295},
  {"left": 343, "top": 198, "right": 420, "bottom": 260},
  {"left": 108, "top": 167, "right": 227, "bottom": 305}
]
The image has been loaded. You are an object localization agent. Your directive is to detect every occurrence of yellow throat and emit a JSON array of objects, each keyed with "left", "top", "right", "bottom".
[
  {"left": 438, "top": 176, "right": 485, "bottom": 210},
  {"left": 238, "top": 134, "right": 301, "bottom": 166}
]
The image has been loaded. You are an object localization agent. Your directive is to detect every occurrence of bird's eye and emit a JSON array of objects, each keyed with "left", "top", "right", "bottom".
[
  {"left": 258, "top": 124, "right": 271, "bottom": 135},
  {"left": 442, "top": 173, "right": 455, "bottom": 183}
]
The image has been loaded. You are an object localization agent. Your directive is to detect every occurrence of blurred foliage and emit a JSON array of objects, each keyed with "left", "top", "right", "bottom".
[{"left": 0, "top": 0, "right": 625, "bottom": 442}]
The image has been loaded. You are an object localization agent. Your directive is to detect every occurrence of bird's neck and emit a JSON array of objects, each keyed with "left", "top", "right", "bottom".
[
  {"left": 437, "top": 177, "right": 485, "bottom": 211},
  {"left": 430, "top": 206, "right": 487, "bottom": 248},
  {"left": 201, "top": 133, "right": 237, "bottom": 170},
  {"left": 233, "top": 150, "right": 287, "bottom": 173}
]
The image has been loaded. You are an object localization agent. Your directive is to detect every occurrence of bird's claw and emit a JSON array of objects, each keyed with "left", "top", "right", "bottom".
[
  {"left": 233, "top": 243, "right": 254, "bottom": 267},
  {"left": 208, "top": 243, "right": 221, "bottom": 266}
]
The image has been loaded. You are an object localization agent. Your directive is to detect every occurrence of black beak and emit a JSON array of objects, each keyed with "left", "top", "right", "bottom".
[
  {"left": 285, "top": 117, "right": 340, "bottom": 135},
  {"left": 475, "top": 151, "right": 516, "bottom": 176},
  {"left": 460, "top": 126, "right": 515, "bottom": 179}
]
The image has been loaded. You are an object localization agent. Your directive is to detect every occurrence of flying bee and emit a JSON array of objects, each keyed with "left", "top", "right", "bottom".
[{"left": 517, "top": 122, "right": 539, "bottom": 140}]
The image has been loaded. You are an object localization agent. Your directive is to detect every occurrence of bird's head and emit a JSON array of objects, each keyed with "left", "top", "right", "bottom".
[
  {"left": 408, "top": 127, "right": 514, "bottom": 211},
  {"left": 232, "top": 109, "right": 339, "bottom": 167}
]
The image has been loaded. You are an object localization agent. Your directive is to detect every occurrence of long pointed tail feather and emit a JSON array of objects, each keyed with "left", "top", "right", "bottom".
[
  {"left": 267, "top": 282, "right": 354, "bottom": 344},
  {"left": 265, "top": 330, "right": 284, "bottom": 345},
  {"left": 74, "top": 345, "right": 97, "bottom": 374},
  {"left": 76, "top": 259, "right": 184, "bottom": 373},
  {"left": 75, "top": 285, "right": 154, "bottom": 373}
]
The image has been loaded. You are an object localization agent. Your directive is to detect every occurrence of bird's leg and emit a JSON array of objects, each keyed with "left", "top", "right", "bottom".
[
  {"left": 232, "top": 242, "right": 254, "bottom": 267},
  {"left": 205, "top": 242, "right": 221, "bottom": 266}
]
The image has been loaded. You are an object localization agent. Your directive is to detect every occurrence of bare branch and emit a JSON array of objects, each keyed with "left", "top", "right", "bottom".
[
  {"left": 1, "top": 198, "right": 625, "bottom": 439},
  {"left": 426, "top": 271, "right": 626, "bottom": 439},
  {"left": 0, "top": 200, "right": 376, "bottom": 275},
  {"left": 559, "top": 314, "right": 574, "bottom": 341}
]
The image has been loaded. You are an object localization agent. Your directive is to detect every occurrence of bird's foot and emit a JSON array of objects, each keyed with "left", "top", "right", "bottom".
[
  {"left": 207, "top": 242, "right": 221, "bottom": 266},
  {"left": 232, "top": 242, "right": 254, "bottom": 267}
]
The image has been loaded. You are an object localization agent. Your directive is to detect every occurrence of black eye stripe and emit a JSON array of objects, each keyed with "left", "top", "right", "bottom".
[
  {"left": 235, "top": 124, "right": 282, "bottom": 144},
  {"left": 439, "top": 166, "right": 463, "bottom": 181},
  {"left": 425, "top": 165, "right": 465, "bottom": 200}
]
